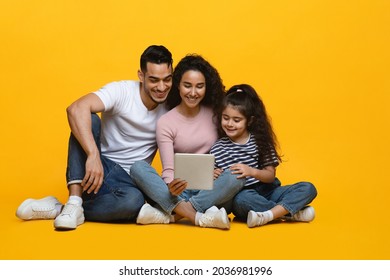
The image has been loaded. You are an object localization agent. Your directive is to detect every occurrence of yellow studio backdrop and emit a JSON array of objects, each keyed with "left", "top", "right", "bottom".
[{"left": 0, "top": 0, "right": 389, "bottom": 260}]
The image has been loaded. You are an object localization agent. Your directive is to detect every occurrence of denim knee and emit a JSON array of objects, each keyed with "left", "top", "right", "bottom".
[
  {"left": 130, "top": 160, "right": 150, "bottom": 177},
  {"left": 300, "top": 181, "right": 318, "bottom": 201},
  {"left": 116, "top": 187, "right": 145, "bottom": 220},
  {"left": 66, "top": 113, "right": 102, "bottom": 184},
  {"left": 84, "top": 187, "right": 144, "bottom": 222}
]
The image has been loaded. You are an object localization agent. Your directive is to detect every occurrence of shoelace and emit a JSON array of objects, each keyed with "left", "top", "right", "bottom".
[
  {"left": 60, "top": 203, "right": 78, "bottom": 216},
  {"left": 32, "top": 204, "right": 56, "bottom": 218},
  {"left": 202, "top": 211, "right": 228, "bottom": 227},
  {"left": 255, "top": 213, "right": 266, "bottom": 226},
  {"left": 153, "top": 211, "right": 169, "bottom": 223},
  {"left": 200, "top": 214, "right": 217, "bottom": 227}
]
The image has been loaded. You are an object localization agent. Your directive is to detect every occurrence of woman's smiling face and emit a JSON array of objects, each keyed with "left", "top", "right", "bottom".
[{"left": 178, "top": 70, "right": 206, "bottom": 111}]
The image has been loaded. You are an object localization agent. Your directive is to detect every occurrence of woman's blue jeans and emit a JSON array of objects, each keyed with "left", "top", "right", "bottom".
[
  {"left": 129, "top": 160, "right": 245, "bottom": 214},
  {"left": 65, "top": 114, "right": 144, "bottom": 222},
  {"left": 232, "top": 178, "right": 318, "bottom": 221}
]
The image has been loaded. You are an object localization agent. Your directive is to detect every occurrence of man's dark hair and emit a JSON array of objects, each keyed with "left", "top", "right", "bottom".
[{"left": 140, "top": 45, "right": 173, "bottom": 72}]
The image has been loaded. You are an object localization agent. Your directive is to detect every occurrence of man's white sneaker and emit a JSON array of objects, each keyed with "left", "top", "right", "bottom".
[
  {"left": 290, "top": 206, "right": 315, "bottom": 222},
  {"left": 247, "top": 210, "right": 269, "bottom": 228},
  {"left": 136, "top": 203, "right": 170, "bottom": 224},
  {"left": 54, "top": 201, "right": 84, "bottom": 230},
  {"left": 16, "top": 196, "right": 61, "bottom": 220},
  {"left": 199, "top": 207, "right": 230, "bottom": 229}
]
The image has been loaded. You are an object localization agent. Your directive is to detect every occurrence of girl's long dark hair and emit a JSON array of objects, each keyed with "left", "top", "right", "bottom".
[{"left": 218, "top": 84, "right": 282, "bottom": 164}]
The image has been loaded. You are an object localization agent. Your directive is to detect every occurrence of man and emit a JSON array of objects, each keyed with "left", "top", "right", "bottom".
[{"left": 16, "top": 45, "right": 173, "bottom": 230}]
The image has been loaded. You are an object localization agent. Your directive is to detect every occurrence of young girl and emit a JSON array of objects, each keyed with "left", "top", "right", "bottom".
[{"left": 210, "top": 84, "right": 317, "bottom": 227}]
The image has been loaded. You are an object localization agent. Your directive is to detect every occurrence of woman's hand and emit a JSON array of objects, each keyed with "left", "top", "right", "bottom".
[
  {"left": 213, "top": 168, "right": 223, "bottom": 179},
  {"left": 168, "top": 178, "right": 188, "bottom": 196}
]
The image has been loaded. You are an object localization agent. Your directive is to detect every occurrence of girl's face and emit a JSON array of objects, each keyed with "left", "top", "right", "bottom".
[
  {"left": 221, "top": 104, "right": 250, "bottom": 144},
  {"left": 178, "top": 70, "right": 206, "bottom": 110}
]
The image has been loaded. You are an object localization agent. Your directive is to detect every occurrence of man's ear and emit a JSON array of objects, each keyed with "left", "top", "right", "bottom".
[{"left": 138, "top": 70, "right": 144, "bottom": 83}]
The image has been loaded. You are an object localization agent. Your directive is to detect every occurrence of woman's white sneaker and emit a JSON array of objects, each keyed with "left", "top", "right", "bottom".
[
  {"left": 199, "top": 207, "right": 230, "bottom": 229},
  {"left": 136, "top": 203, "right": 170, "bottom": 224}
]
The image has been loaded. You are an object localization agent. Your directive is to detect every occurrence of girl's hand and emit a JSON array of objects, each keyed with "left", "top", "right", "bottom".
[
  {"left": 230, "top": 163, "right": 252, "bottom": 179},
  {"left": 168, "top": 178, "right": 187, "bottom": 196},
  {"left": 213, "top": 168, "right": 223, "bottom": 179}
]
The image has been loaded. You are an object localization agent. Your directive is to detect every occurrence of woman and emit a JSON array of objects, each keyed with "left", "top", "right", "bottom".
[{"left": 130, "top": 54, "right": 245, "bottom": 229}]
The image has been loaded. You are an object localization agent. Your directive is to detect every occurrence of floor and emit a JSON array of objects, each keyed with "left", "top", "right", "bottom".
[{"left": 2, "top": 190, "right": 389, "bottom": 260}]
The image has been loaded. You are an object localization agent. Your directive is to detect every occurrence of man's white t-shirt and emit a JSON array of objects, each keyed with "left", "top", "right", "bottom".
[{"left": 94, "top": 80, "right": 167, "bottom": 173}]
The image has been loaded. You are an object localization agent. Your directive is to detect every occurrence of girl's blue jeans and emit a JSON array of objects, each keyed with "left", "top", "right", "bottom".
[
  {"left": 232, "top": 178, "right": 318, "bottom": 220},
  {"left": 130, "top": 160, "right": 245, "bottom": 214},
  {"left": 65, "top": 114, "right": 144, "bottom": 222}
]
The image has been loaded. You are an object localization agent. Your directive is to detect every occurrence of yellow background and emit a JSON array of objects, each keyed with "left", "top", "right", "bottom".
[{"left": 1, "top": 0, "right": 389, "bottom": 259}]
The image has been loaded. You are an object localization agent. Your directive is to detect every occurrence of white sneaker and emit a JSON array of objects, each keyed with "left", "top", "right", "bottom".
[
  {"left": 204, "top": 206, "right": 219, "bottom": 213},
  {"left": 247, "top": 210, "right": 269, "bottom": 228},
  {"left": 290, "top": 206, "right": 315, "bottom": 222},
  {"left": 54, "top": 201, "right": 84, "bottom": 229},
  {"left": 199, "top": 207, "right": 230, "bottom": 229},
  {"left": 16, "top": 196, "right": 61, "bottom": 220},
  {"left": 136, "top": 203, "right": 170, "bottom": 224}
]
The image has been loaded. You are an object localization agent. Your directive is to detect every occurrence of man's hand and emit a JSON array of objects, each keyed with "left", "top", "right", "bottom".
[{"left": 82, "top": 154, "right": 104, "bottom": 194}]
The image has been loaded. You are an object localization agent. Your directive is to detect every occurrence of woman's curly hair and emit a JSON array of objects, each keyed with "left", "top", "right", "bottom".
[{"left": 166, "top": 54, "right": 225, "bottom": 117}]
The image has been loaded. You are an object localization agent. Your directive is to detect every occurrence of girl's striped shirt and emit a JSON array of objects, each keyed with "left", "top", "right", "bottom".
[{"left": 210, "top": 134, "right": 279, "bottom": 186}]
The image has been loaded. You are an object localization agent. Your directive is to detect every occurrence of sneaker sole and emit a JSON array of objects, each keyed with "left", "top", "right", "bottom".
[{"left": 54, "top": 216, "right": 85, "bottom": 230}]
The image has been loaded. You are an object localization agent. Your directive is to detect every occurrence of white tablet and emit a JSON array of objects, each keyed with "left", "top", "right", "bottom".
[{"left": 174, "top": 153, "right": 215, "bottom": 190}]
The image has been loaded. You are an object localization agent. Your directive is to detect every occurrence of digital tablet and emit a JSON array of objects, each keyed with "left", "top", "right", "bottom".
[{"left": 174, "top": 153, "right": 215, "bottom": 190}]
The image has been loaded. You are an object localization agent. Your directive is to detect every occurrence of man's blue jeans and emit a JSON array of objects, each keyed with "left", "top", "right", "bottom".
[
  {"left": 65, "top": 114, "right": 144, "bottom": 222},
  {"left": 232, "top": 178, "right": 317, "bottom": 220},
  {"left": 129, "top": 160, "right": 245, "bottom": 214}
]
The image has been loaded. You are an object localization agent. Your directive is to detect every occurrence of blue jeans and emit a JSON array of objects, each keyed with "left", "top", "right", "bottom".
[
  {"left": 232, "top": 178, "right": 317, "bottom": 221},
  {"left": 129, "top": 160, "right": 245, "bottom": 214},
  {"left": 66, "top": 114, "right": 144, "bottom": 222}
]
